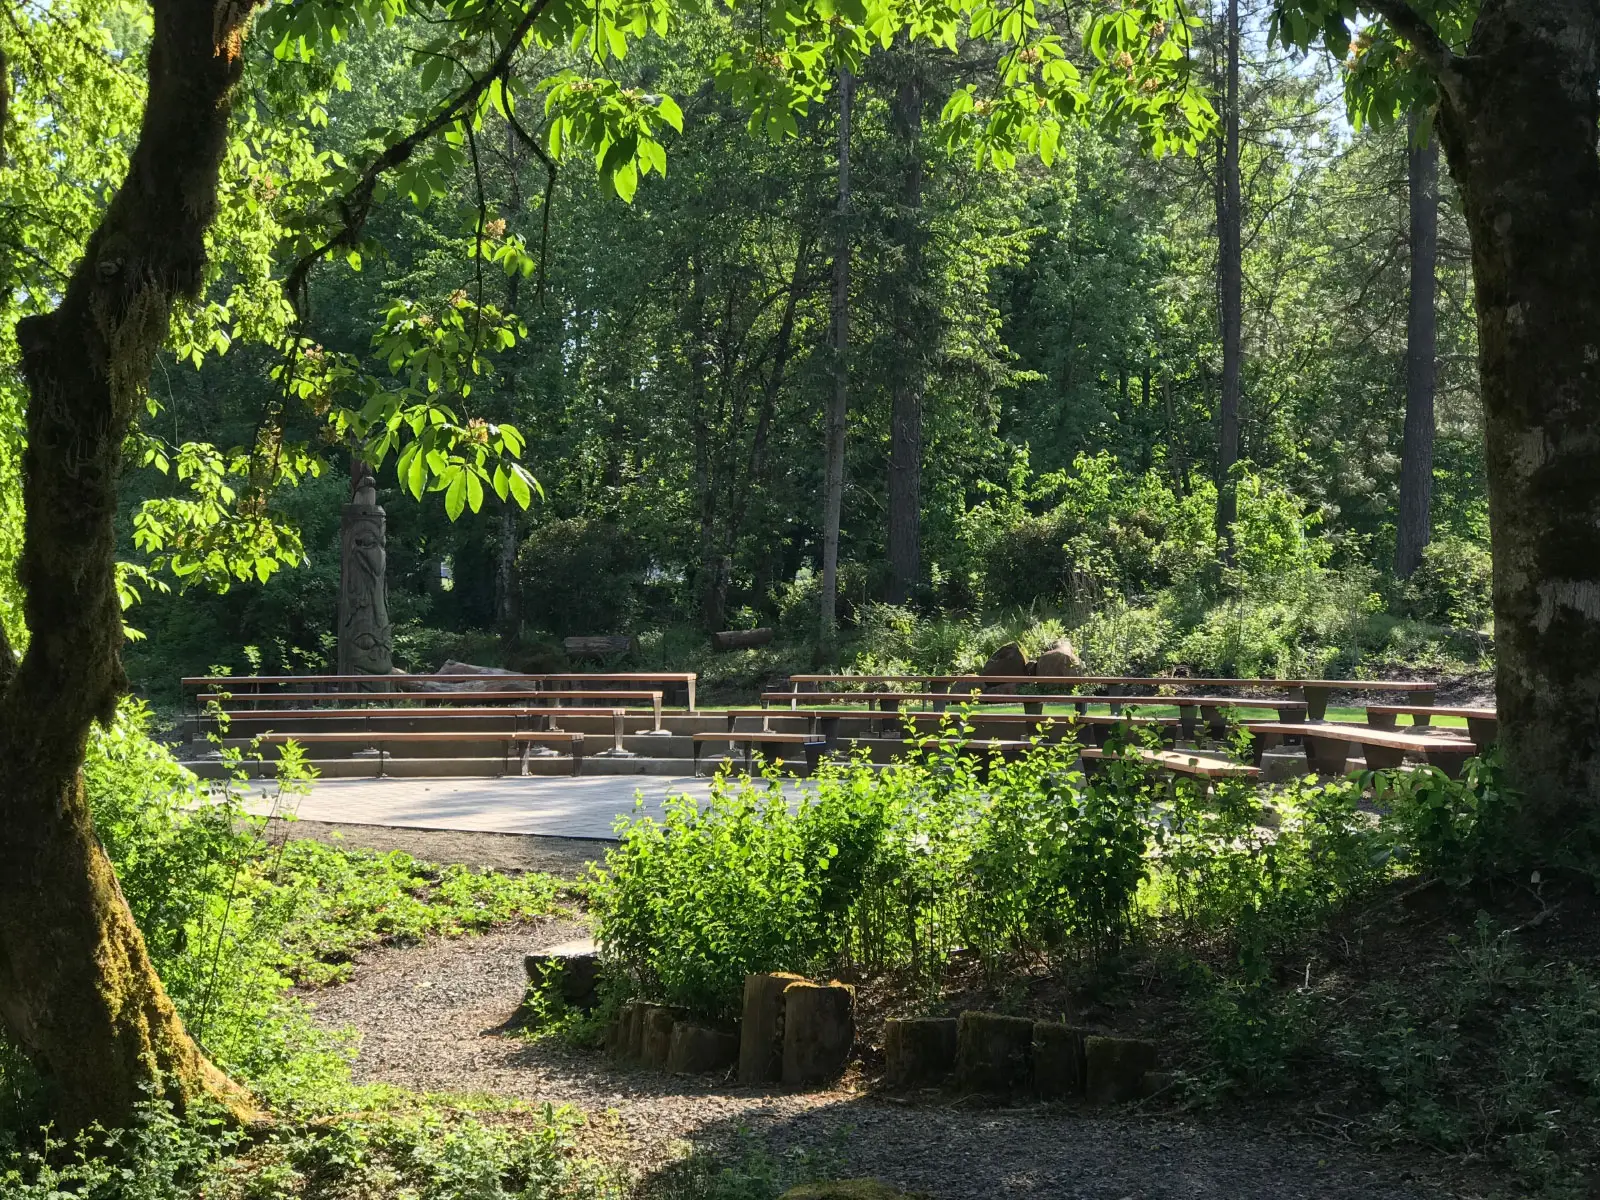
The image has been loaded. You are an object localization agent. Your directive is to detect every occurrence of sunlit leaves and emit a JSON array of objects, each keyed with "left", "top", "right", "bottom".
[{"left": 128, "top": 438, "right": 321, "bottom": 592}]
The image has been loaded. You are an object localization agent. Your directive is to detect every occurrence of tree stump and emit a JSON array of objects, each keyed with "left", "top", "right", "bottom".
[
  {"left": 955, "top": 1011, "right": 1034, "bottom": 1093},
  {"left": 523, "top": 938, "right": 601, "bottom": 1009},
  {"left": 1032, "top": 1021, "right": 1088, "bottom": 1098},
  {"left": 883, "top": 1017, "right": 958, "bottom": 1088},
  {"left": 781, "top": 980, "right": 855, "bottom": 1086},
  {"left": 1083, "top": 1035, "right": 1158, "bottom": 1103},
  {"left": 667, "top": 1023, "right": 739, "bottom": 1074},
  {"left": 738, "top": 972, "right": 806, "bottom": 1083},
  {"left": 641, "top": 1005, "right": 679, "bottom": 1069}
]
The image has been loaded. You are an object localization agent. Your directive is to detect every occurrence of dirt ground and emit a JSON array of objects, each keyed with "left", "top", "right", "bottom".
[
  {"left": 303, "top": 921, "right": 1441, "bottom": 1199},
  {"left": 264, "top": 817, "right": 606, "bottom": 877}
]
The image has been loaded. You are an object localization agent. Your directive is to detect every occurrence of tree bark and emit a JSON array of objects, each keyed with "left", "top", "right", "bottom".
[
  {"left": 0, "top": 0, "right": 259, "bottom": 1130},
  {"left": 1396, "top": 111, "right": 1438, "bottom": 579},
  {"left": 886, "top": 60, "right": 925, "bottom": 605},
  {"left": 819, "top": 68, "right": 853, "bottom": 648},
  {"left": 1431, "top": 0, "right": 1600, "bottom": 848},
  {"left": 1214, "top": 0, "right": 1242, "bottom": 554}
]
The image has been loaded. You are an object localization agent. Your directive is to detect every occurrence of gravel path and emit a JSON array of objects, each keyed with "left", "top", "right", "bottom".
[{"left": 306, "top": 923, "right": 1433, "bottom": 1199}]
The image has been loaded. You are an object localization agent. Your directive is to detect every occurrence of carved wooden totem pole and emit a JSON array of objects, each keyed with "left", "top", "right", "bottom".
[{"left": 338, "top": 464, "right": 394, "bottom": 680}]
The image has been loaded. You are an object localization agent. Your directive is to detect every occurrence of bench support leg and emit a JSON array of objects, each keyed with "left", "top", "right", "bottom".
[{"left": 1304, "top": 735, "right": 1349, "bottom": 775}]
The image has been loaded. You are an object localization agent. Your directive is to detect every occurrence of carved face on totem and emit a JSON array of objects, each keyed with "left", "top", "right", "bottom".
[{"left": 338, "top": 498, "right": 393, "bottom": 676}]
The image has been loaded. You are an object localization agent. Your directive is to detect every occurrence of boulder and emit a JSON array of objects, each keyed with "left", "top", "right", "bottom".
[
  {"left": 1083, "top": 1035, "right": 1159, "bottom": 1104},
  {"left": 738, "top": 972, "right": 807, "bottom": 1084},
  {"left": 1033, "top": 638, "right": 1083, "bottom": 678},
  {"left": 781, "top": 1183, "right": 927, "bottom": 1200},
  {"left": 883, "top": 1017, "right": 958, "bottom": 1088},
  {"left": 978, "top": 642, "right": 1029, "bottom": 693},
  {"left": 954, "top": 1011, "right": 1034, "bottom": 1093},
  {"left": 667, "top": 1023, "right": 739, "bottom": 1074},
  {"left": 1032, "top": 1022, "right": 1087, "bottom": 1099},
  {"left": 523, "top": 938, "right": 601, "bottom": 1009},
  {"left": 781, "top": 980, "right": 856, "bottom": 1086},
  {"left": 641, "top": 1006, "right": 679, "bottom": 1069},
  {"left": 401, "top": 660, "right": 541, "bottom": 692}
]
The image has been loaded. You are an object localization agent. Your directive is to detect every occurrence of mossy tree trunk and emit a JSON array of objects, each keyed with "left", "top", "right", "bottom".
[
  {"left": 0, "top": 0, "right": 259, "bottom": 1130},
  {"left": 1432, "top": 0, "right": 1600, "bottom": 849}
]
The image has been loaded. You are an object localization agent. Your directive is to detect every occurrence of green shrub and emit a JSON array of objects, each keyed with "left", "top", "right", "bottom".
[
  {"left": 1403, "top": 534, "right": 1494, "bottom": 630},
  {"left": 1370, "top": 750, "right": 1513, "bottom": 883},
  {"left": 965, "top": 739, "right": 1152, "bottom": 961},
  {"left": 517, "top": 517, "right": 650, "bottom": 636}
]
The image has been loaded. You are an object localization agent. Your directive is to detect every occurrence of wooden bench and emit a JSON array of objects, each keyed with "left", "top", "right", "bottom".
[
  {"left": 199, "top": 690, "right": 665, "bottom": 727},
  {"left": 1365, "top": 705, "right": 1498, "bottom": 749},
  {"left": 785, "top": 674, "right": 1435, "bottom": 720},
  {"left": 252, "top": 730, "right": 587, "bottom": 775},
  {"left": 761, "top": 691, "right": 1303, "bottom": 734},
  {"left": 1245, "top": 722, "right": 1478, "bottom": 777},
  {"left": 897, "top": 710, "right": 1182, "bottom": 748},
  {"left": 691, "top": 731, "right": 827, "bottom": 774},
  {"left": 221, "top": 706, "right": 642, "bottom": 756},
  {"left": 1081, "top": 745, "right": 1261, "bottom": 782},
  {"left": 185, "top": 671, "right": 698, "bottom": 711}
]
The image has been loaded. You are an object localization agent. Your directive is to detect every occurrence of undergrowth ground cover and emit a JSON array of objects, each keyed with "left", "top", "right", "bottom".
[{"left": 584, "top": 735, "right": 1598, "bottom": 1199}]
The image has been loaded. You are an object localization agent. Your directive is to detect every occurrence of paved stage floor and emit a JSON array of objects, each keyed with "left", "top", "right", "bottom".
[{"left": 241, "top": 775, "right": 746, "bottom": 840}]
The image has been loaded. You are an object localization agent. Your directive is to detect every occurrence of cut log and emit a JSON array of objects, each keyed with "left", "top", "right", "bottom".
[
  {"left": 1032, "top": 1021, "right": 1088, "bottom": 1099},
  {"left": 667, "top": 1023, "right": 739, "bottom": 1074},
  {"left": 640, "top": 1006, "right": 679, "bottom": 1069},
  {"left": 523, "top": 938, "right": 601, "bottom": 1009},
  {"left": 955, "top": 1011, "right": 1034, "bottom": 1093},
  {"left": 712, "top": 627, "right": 775, "bottom": 651},
  {"left": 781, "top": 980, "right": 855, "bottom": 1086},
  {"left": 738, "top": 972, "right": 806, "bottom": 1084},
  {"left": 884, "top": 1017, "right": 958, "bottom": 1088},
  {"left": 564, "top": 635, "right": 637, "bottom": 658},
  {"left": 1083, "top": 1035, "right": 1158, "bottom": 1104}
]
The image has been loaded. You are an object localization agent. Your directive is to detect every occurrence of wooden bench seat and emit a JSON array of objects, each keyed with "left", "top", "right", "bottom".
[
  {"left": 1365, "top": 705, "right": 1498, "bottom": 748},
  {"left": 253, "top": 730, "right": 587, "bottom": 775},
  {"left": 1245, "top": 722, "right": 1478, "bottom": 777},
  {"left": 1080, "top": 746, "right": 1261, "bottom": 781},
  {"left": 897, "top": 710, "right": 1182, "bottom": 748},
  {"left": 760, "top": 691, "right": 1303, "bottom": 734},
  {"left": 201, "top": 689, "right": 664, "bottom": 724},
  {"left": 691, "top": 731, "right": 827, "bottom": 773},
  {"left": 185, "top": 671, "right": 698, "bottom": 711},
  {"left": 228, "top": 705, "right": 645, "bottom": 755},
  {"left": 785, "top": 675, "right": 1435, "bottom": 720}
]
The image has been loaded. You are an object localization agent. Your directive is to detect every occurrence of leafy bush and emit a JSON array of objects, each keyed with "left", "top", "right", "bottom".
[
  {"left": 517, "top": 516, "right": 650, "bottom": 636},
  {"left": 1371, "top": 751, "right": 1513, "bottom": 883},
  {"left": 1403, "top": 534, "right": 1494, "bottom": 630},
  {"left": 594, "top": 734, "right": 1167, "bottom": 1017}
]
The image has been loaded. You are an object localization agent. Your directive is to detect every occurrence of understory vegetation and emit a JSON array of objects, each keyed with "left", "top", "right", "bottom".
[
  {"left": 0, "top": 705, "right": 591, "bottom": 1198},
  {"left": 591, "top": 738, "right": 1598, "bottom": 1197}
]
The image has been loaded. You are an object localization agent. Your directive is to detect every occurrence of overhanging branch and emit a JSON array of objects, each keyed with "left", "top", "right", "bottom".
[
  {"left": 282, "top": 0, "right": 554, "bottom": 320},
  {"left": 1363, "top": 0, "right": 1457, "bottom": 77}
]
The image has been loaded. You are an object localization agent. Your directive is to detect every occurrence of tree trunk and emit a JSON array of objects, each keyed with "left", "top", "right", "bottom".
[
  {"left": 1396, "top": 111, "right": 1438, "bottom": 579},
  {"left": 886, "top": 60, "right": 925, "bottom": 605},
  {"left": 819, "top": 68, "right": 853, "bottom": 648},
  {"left": 1214, "top": 0, "right": 1242, "bottom": 554},
  {"left": 0, "top": 0, "right": 259, "bottom": 1130},
  {"left": 496, "top": 503, "right": 520, "bottom": 640},
  {"left": 1433, "top": 0, "right": 1600, "bottom": 847}
]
